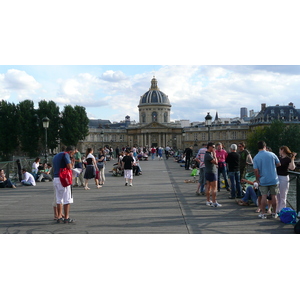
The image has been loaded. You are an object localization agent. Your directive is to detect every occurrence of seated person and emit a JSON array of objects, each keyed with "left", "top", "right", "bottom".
[
  {"left": 21, "top": 168, "right": 36, "bottom": 186},
  {"left": 37, "top": 163, "right": 52, "bottom": 182},
  {"left": 237, "top": 179, "right": 261, "bottom": 208},
  {"left": 0, "top": 169, "right": 16, "bottom": 188}
]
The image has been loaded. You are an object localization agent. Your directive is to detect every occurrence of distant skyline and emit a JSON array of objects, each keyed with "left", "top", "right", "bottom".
[{"left": 1, "top": 65, "right": 300, "bottom": 124}]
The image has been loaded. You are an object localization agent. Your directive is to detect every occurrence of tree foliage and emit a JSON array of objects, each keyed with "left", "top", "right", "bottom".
[
  {"left": 60, "top": 105, "right": 89, "bottom": 147},
  {"left": 247, "top": 120, "right": 300, "bottom": 156},
  {"left": 0, "top": 100, "right": 19, "bottom": 159}
]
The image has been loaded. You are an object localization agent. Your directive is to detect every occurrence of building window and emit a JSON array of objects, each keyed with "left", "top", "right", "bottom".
[
  {"left": 201, "top": 133, "right": 206, "bottom": 140},
  {"left": 232, "top": 131, "right": 237, "bottom": 140},
  {"left": 152, "top": 112, "right": 157, "bottom": 122},
  {"left": 142, "top": 113, "right": 146, "bottom": 123},
  {"left": 164, "top": 112, "right": 168, "bottom": 122}
]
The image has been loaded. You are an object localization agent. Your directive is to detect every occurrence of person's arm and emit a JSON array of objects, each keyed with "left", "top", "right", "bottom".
[
  {"left": 254, "top": 168, "right": 260, "bottom": 183},
  {"left": 211, "top": 149, "right": 218, "bottom": 165},
  {"left": 289, "top": 153, "right": 297, "bottom": 170}
]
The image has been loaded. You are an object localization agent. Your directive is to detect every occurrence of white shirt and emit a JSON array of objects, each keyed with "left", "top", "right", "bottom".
[{"left": 22, "top": 172, "right": 36, "bottom": 186}]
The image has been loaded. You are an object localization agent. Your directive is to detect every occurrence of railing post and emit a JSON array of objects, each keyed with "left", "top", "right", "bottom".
[{"left": 297, "top": 174, "right": 300, "bottom": 215}]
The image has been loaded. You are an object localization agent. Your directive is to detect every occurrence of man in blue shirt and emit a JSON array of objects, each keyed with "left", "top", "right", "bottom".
[
  {"left": 52, "top": 145, "right": 75, "bottom": 223},
  {"left": 253, "top": 141, "right": 280, "bottom": 219}
]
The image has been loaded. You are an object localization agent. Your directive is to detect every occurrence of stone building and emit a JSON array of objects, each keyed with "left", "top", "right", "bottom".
[{"left": 78, "top": 78, "right": 299, "bottom": 153}]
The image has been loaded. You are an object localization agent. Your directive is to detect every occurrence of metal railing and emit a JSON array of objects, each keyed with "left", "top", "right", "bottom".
[{"left": 288, "top": 170, "right": 300, "bottom": 214}]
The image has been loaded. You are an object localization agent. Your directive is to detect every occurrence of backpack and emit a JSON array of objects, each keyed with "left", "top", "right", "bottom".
[
  {"left": 294, "top": 219, "right": 300, "bottom": 234},
  {"left": 279, "top": 207, "right": 297, "bottom": 224}
]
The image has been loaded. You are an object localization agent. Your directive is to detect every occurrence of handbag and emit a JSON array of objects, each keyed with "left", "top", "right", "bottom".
[{"left": 59, "top": 153, "right": 73, "bottom": 187}]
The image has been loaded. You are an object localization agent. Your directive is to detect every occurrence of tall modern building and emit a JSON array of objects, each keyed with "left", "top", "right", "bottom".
[{"left": 240, "top": 107, "right": 248, "bottom": 119}]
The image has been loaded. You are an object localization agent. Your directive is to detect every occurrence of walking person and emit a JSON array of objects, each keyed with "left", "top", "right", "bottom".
[
  {"left": 276, "top": 146, "right": 297, "bottom": 213},
  {"left": 52, "top": 145, "right": 75, "bottom": 223},
  {"left": 204, "top": 142, "right": 221, "bottom": 207},
  {"left": 73, "top": 148, "right": 84, "bottom": 187},
  {"left": 83, "top": 148, "right": 100, "bottom": 190},
  {"left": 253, "top": 141, "right": 281, "bottom": 219},
  {"left": 215, "top": 142, "right": 230, "bottom": 192},
  {"left": 122, "top": 149, "right": 134, "bottom": 186},
  {"left": 183, "top": 146, "right": 193, "bottom": 170},
  {"left": 226, "top": 144, "right": 243, "bottom": 200}
]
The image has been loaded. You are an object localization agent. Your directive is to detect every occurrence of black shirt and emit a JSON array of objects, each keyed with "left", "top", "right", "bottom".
[{"left": 226, "top": 152, "right": 240, "bottom": 172}]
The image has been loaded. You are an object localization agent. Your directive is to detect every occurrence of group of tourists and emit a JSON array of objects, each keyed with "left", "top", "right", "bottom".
[{"left": 194, "top": 141, "right": 297, "bottom": 218}]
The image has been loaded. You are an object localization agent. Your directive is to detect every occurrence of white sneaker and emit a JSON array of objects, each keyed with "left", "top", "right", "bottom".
[
  {"left": 258, "top": 213, "right": 267, "bottom": 219},
  {"left": 206, "top": 201, "right": 213, "bottom": 206},
  {"left": 212, "top": 202, "right": 222, "bottom": 208},
  {"left": 129, "top": 183, "right": 132, "bottom": 186},
  {"left": 272, "top": 213, "right": 278, "bottom": 219}
]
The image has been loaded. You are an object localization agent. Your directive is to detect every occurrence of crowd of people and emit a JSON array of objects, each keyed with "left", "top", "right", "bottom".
[{"left": 192, "top": 140, "right": 297, "bottom": 219}]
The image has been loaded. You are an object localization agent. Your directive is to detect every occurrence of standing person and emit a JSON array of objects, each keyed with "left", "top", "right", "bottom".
[
  {"left": 183, "top": 146, "right": 193, "bottom": 170},
  {"left": 97, "top": 148, "right": 106, "bottom": 185},
  {"left": 238, "top": 142, "right": 253, "bottom": 190},
  {"left": 73, "top": 148, "right": 84, "bottom": 187},
  {"left": 150, "top": 147, "right": 156, "bottom": 160},
  {"left": 226, "top": 144, "right": 243, "bottom": 200},
  {"left": 215, "top": 142, "right": 230, "bottom": 192},
  {"left": 122, "top": 149, "right": 134, "bottom": 186},
  {"left": 52, "top": 146, "right": 75, "bottom": 223},
  {"left": 165, "top": 145, "right": 170, "bottom": 159},
  {"left": 276, "top": 146, "right": 297, "bottom": 213},
  {"left": 158, "top": 147, "right": 163, "bottom": 160},
  {"left": 21, "top": 168, "right": 36, "bottom": 186},
  {"left": 115, "top": 146, "right": 120, "bottom": 158},
  {"left": 204, "top": 142, "right": 221, "bottom": 207},
  {"left": 195, "top": 143, "right": 207, "bottom": 196},
  {"left": 253, "top": 141, "right": 281, "bottom": 219},
  {"left": 83, "top": 148, "right": 100, "bottom": 190}
]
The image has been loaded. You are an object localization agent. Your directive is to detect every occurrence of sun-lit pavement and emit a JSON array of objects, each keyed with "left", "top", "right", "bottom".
[{"left": 0, "top": 157, "right": 295, "bottom": 234}]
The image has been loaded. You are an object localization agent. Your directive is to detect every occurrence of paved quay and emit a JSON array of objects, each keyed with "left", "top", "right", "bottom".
[{"left": 0, "top": 157, "right": 296, "bottom": 234}]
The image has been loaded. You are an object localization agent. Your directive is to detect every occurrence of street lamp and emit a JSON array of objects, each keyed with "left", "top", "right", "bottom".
[
  {"left": 100, "top": 130, "right": 104, "bottom": 148},
  {"left": 42, "top": 116, "right": 50, "bottom": 162},
  {"left": 182, "top": 129, "right": 186, "bottom": 150},
  {"left": 205, "top": 112, "right": 212, "bottom": 142}
]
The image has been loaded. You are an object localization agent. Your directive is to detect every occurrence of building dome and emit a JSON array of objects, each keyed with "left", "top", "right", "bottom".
[{"left": 139, "top": 77, "right": 171, "bottom": 106}]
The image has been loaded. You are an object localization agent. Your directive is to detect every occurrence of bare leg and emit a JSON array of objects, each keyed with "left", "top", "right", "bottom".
[
  {"left": 211, "top": 181, "right": 217, "bottom": 203},
  {"left": 206, "top": 181, "right": 211, "bottom": 202},
  {"left": 271, "top": 195, "right": 277, "bottom": 214},
  {"left": 64, "top": 204, "right": 70, "bottom": 220},
  {"left": 57, "top": 204, "right": 63, "bottom": 219},
  {"left": 260, "top": 195, "right": 267, "bottom": 213}
]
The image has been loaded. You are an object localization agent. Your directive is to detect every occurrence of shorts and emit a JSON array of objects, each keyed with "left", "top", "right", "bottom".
[
  {"left": 259, "top": 184, "right": 279, "bottom": 196},
  {"left": 205, "top": 172, "right": 217, "bottom": 182},
  {"left": 53, "top": 177, "right": 73, "bottom": 205},
  {"left": 124, "top": 169, "right": 133, "bottom": 180}
]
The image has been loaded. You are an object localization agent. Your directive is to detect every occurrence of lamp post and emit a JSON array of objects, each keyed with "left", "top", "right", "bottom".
[
  {"left": 42, "top": 116, "right": 50, "bottom": 162},
  {"left": 205, "top": 112, "right": 212, "bottom": 142},
  {"left": 182, "top": 129, "right": 186, "bottom": 151},
  {"left": 100, "top": 130, "right": 104, "bottom": 148}
]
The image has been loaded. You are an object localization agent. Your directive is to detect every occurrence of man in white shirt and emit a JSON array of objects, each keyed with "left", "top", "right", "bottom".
[{"left": 21, "top": 168, "right": 36, "bottom": 186}]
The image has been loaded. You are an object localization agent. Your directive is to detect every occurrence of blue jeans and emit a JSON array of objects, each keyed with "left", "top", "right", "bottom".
[
  {"left": 242, "top": 186, "right": 258, "bottom": 206},
  {"left": 218, "top": 165, "right": 230, "bottom": 190},
  {"left": 198, "top": 167, "right": 206, "bottom": 193},
  {"left": 228, "top": 171, "right": 242, "bottom": 198}
]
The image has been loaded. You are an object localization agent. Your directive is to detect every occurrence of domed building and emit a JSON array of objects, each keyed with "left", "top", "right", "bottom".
[{"left": 138, "top": 76, "right": 171, "bottom": 124}]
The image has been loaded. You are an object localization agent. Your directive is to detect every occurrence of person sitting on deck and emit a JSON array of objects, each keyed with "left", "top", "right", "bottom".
[{"left": 237, "top": 179, "right": 261, "bottom": 210}]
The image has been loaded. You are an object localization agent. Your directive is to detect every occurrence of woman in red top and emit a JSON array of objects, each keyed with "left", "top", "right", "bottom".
[{"left": 276, "top": 146, "right": 297, "bottom": 213}]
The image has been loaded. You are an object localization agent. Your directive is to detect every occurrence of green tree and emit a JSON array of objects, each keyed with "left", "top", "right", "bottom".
[
  {"left": 0, "top": 100, "right": 19, "bottom": 160},
  {"left": 60, "top": 105, "right": 89, "bottom": 146},
  {"left": 37, "top": 100, "right": 61, "bottom": 154},
  {"left": 247, "top": 120, "right": 300, "bottom": 156},
  {"left": 17, "top": 100, "right": 40, "bottom": 157}
]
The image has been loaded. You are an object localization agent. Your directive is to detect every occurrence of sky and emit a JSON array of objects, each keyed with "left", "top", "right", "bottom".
[{"left": 1, "top": 64, "right": 300, "bottom": 124}]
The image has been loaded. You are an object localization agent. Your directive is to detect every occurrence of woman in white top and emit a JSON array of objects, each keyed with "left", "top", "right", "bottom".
[
  {"left": 32, "top": 157, "right": 40, "bottom": 179},
  {"left": 83, "top": 148, "right": 100, "bottom": 190}
]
